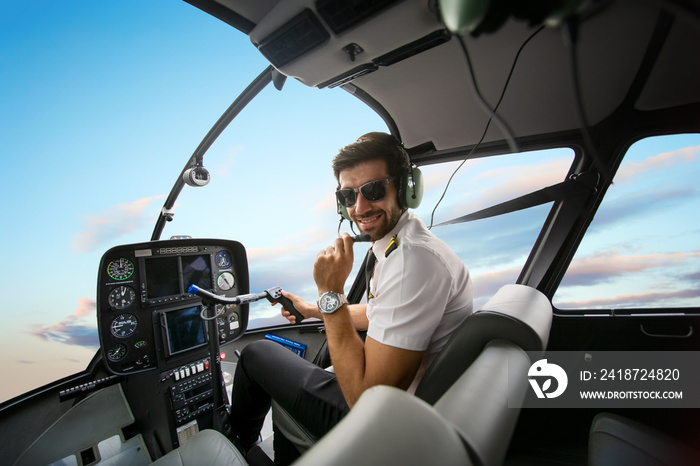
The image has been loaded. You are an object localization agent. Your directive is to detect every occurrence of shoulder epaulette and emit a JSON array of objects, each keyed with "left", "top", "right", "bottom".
[{"left": 384, "top": 235, "right": 398, "bottom": 258}]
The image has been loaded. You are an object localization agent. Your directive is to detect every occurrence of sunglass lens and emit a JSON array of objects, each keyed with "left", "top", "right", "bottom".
[
  {"left": 336, "top": 189, "right": 356, "bottom": 207},
  {"left": 361, "top": 180, "right": 387, "bottom": 202}
]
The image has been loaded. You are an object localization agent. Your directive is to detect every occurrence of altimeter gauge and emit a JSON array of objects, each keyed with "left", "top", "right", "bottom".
[
  {"left": 108, "top": 285, "right": 136, "bottom": 309},
  {"left": 107, "top": 258, "right": 135, "bottom": 281},
  {"left": 110, "top": 313, "right": 138, "bottom": 338}
]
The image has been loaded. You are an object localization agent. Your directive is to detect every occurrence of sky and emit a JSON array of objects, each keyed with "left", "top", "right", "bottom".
[{"left": 1, "top": 0, "right": 699, "bottom": 403}]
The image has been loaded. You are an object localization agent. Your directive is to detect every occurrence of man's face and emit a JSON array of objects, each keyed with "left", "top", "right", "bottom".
[{"left": 338, "top": 159, "right": 404, "bottom": 241}]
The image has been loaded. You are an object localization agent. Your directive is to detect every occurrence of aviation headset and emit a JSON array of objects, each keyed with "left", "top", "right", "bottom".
[{"left": 337, "top": 138, "right": 424, "bottom": 221}]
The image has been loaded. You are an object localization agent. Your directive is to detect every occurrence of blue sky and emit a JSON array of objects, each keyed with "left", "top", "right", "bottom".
[{"left": 1, "top": 0, "right": 698, "bottom": 403}]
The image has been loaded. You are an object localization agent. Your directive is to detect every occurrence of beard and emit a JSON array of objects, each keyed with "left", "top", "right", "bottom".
[{"left": 353, "top": 205, "right": 405, "bottom": 242}]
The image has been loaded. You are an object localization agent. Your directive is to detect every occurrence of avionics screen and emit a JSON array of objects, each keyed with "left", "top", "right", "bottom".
[
  {"left": 182, "top": 254, "right": 213, "bottom": 291},
  {"left": 145, "top": 254, "right": 213, "bottom": 299},
  {"left": 163, "top": 305, "right": 207, "bottom": 356},
  {"left": 145, "top": 256, "right": 180, "bottom": 299}
]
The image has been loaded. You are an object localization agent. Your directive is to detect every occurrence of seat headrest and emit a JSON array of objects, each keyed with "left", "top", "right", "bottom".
[{"left": 415, "top": 284, "right": 552, "bottom": 404}]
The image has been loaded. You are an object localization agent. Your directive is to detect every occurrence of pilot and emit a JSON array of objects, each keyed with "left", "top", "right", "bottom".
[{"left": 229, "top": 132, "right": 473, "bottom": 463}]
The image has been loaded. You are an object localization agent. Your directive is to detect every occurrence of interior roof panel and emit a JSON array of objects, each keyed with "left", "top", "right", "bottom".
[
  {"left": 349, "top": 2, "right": 659, "bottom": 151},
  {"left": 636, "top": 11, "right": 700, "bottom": 111}
]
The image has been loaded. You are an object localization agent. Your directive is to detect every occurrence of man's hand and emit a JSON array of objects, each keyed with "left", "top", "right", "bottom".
[
  {"left": 313, "top": 234, "right": 355, "bottom": 295},
  {"left": 277, "top": 290, "right": 321, "bottom": 324}
]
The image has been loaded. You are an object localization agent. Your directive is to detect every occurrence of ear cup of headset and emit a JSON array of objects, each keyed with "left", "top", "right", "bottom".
[
  {"left": 399, "top": 166, "right": 424, "bottom": 209},
  {"left": 337, "top": 200, "right": 351, "bottom": 221}
]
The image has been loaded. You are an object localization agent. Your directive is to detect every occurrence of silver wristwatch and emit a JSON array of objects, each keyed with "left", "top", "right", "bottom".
[{"left": 317, "top": 292, "right": 348, "bottom": 314}]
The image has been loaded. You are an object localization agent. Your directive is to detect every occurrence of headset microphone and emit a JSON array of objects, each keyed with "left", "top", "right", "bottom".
[{"left": 351, "top": 233, "right": 372, "bottom": 242}]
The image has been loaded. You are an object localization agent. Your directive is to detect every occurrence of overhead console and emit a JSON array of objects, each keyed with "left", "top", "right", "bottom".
[{"left": 97, "top": 238, "right": 249, "bottom": 376}]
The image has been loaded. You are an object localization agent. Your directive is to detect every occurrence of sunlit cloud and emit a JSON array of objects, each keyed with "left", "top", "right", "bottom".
[
  {"left": 556, "top": 287, "right": 700, "bottom": 309},
  {"left": 615, "top": 145, "right": 699, "bottom": 183},
  {"left": 72, "top": 195, "right": 165, "bottom": 253},
  {"left": 30, "top": 298, "right": 99, "bottom": 349},
  {"left": 561, "top": 251, "right": 700, "bottom": 287},
  {"left": 312, "top": 192, "right": 337, "bottom": 213},
  {"left": 428, "top": 157, "right": 570, "bottom": 222},
  {"left": 461, "top": 158, "right": 570, "bottom": 208},
  {"left": 471, "top": 267, "right": 522, "bottom": 303},
  {"left": 247, "top": 229, "right": 331, "bottom": 261}
]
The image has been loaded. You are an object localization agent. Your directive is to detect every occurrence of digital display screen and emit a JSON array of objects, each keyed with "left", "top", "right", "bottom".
[
  {"left": 163, "top": 305, "right": 207, "bottom": 356},
  {"left": 182, "top": 254, "right": 213, "bottom": 291},
  {"left": 145, "top": 256, "right": 180, "bottom": 299},
  {"left": 145, "top": 254, "right": 213, "bottom": 299}
]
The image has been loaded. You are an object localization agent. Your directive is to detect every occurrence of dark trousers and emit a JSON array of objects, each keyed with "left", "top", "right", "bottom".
[{"left": 230, "top": 340, "right": 350, "bottom": 462}]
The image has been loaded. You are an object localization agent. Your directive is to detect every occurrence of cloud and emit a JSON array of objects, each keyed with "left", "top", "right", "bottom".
[
  {"left": 430, "top": 157, "right": 570, "bottom": 222},
  {"left": 312, "top": 192, "right": 337, "bottom": 213},
  {"left": 30, "top": 298, "right": 99, "bottom": 349},
  {"left": 556, "top": 287, "right": 700, "bottom": 309},
  {"left": 471, "top": 267, "right": 522, "bottom": 302},
  {"left": 72, "top": 195, "right": 165, "bottom": 253},
  {"left": 246, "top": 229, "right": 330, "bottom": 261},
  {"left": 560, "top": 251, "right": 700, "bottom": 287},
  {"left": 588, "top": 186, "right": 696, "bottom": 232},
  {"left": 615, "top": 145, "right": 699, "bottom": 183}
]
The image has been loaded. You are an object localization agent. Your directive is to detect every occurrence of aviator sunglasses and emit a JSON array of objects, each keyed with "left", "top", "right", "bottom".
[{"left": 335, "top": 176, "right": 398, "bottom": 208}]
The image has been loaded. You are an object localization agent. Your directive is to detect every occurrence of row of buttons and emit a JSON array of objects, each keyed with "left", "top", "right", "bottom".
[{"left": 173, "top": 360, "right": 209, "bottom": 381}]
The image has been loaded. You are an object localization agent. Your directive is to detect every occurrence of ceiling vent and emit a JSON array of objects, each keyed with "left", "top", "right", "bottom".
[
  {"left": 316, "top": 0, "right": 402, "bottom": 34},
  {"left": 257, "top": 9, "right": 330, "bottom": 68}
]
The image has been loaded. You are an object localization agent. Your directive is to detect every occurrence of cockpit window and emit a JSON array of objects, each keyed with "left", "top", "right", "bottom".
[
  {"left": 414, "top": 148, "right": 573, "bottom": 309},
  {"left": 554, "top": 134, "right": 700, "bottom": 311}
]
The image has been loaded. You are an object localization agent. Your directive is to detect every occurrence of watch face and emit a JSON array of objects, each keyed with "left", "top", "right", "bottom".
[{"left": 320, "top": 293, "right": 338, "bottom": 312}]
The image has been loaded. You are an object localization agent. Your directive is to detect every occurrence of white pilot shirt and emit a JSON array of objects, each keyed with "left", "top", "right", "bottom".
[{"left": 365, "top": 211, "right": 473, "bottom": 393}]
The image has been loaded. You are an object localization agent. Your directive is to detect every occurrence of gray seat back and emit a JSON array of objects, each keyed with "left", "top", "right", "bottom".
[
  {"left": 434, "top": 339, "right": 532, "bottom": 466},
  {"left": 293, "top": 385, "right": 473, "bottom": 466},
  {"left": 415, "top": 284, "right": 552, "bottom": 404}
]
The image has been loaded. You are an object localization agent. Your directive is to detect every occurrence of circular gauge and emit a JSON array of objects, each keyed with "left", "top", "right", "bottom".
[
  {"left": 110, "top": 313, "right": 138, "bottom": 338},
  {"left": 217, "top": 272, "right": 235, "bottom": 291},
  {"left": 215, "top": 250, "right": 232, "bottom": 268},
  {"left": 108, "top": 285, "right": 136, "bottom": 309},
  {"left": 107, "top": 344, "right": 127, "bottom": 361},
  {"left": 107, "top": 258, "right": 135, "bottom": 281}
]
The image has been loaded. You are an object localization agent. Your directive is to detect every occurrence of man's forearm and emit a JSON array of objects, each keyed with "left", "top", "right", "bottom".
[
  {"left": 346, "top": 303, "right": 368, "bottom": 331},
  {"left": 323, "top": 304, "right": 368, "bottom": 408}
]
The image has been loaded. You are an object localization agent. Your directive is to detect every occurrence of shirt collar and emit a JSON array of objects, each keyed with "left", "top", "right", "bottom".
[{"left": 371, "top": 210, "right": 409, "bottom": 261}]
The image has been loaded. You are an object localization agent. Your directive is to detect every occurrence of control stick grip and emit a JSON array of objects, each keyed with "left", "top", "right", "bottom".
[{"left": 266, "top": 286, "right": 304, "bottom": 324}]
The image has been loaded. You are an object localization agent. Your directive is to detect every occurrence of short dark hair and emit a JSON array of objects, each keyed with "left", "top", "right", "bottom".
[{"left": 332, "top": 132, "right": 409, "bottom": 182}]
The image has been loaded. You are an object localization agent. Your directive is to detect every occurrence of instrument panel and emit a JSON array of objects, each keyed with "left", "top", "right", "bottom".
[{"left": 97, "top": 238, "right": 249, "bottom": 375}]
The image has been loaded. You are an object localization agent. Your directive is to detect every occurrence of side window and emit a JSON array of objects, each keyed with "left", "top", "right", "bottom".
[
  {"left": 554, "top": 134, "right": 700, "bottom": 311},
  {"left": 417, "top": 148, "right": 573, "bottom": 308}
]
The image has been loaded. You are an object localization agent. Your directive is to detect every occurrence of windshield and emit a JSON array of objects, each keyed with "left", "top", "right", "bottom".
[{"left": 0, "top": 1, "right": 386, "bottom": 403}]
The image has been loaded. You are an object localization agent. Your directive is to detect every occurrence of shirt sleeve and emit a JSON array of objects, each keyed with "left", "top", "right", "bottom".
[{"left": 366, "top": 244, "right": 454, "bottom": 351}]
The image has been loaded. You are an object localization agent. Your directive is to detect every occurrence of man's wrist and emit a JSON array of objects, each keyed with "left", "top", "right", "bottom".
[{"left": 317, "top": 291, "right": 348, "bottom": 314}]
